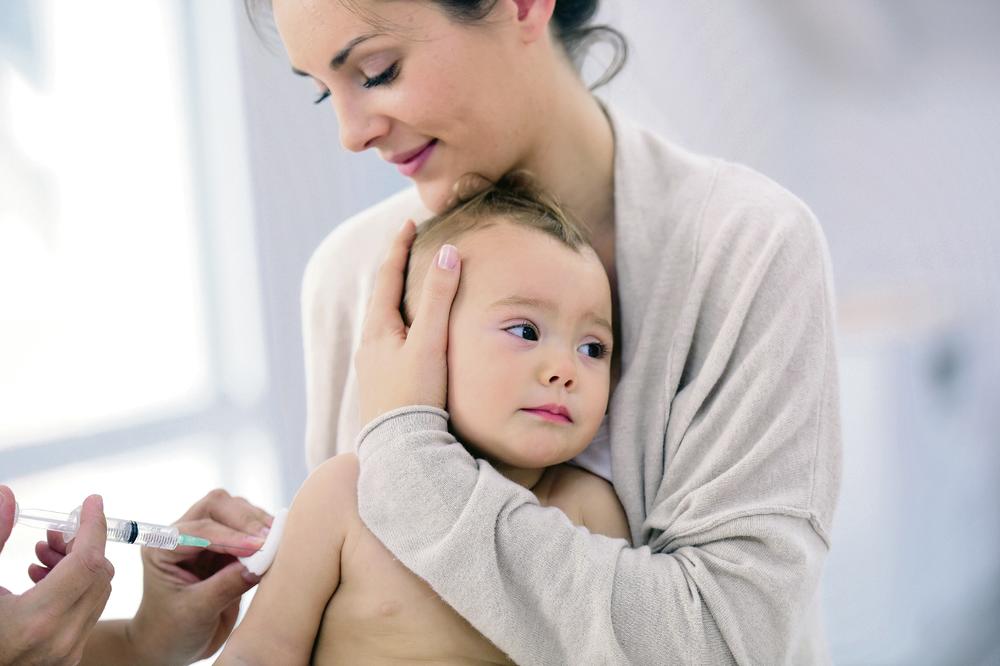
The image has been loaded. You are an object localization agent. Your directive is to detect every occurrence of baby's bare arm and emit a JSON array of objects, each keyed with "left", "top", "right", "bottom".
[{"left": 217, "top": 454, "right": 361, "bottom": 665}]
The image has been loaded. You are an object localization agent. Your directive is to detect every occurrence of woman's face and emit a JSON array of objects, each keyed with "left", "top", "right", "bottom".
[{"left": 272, "top": 0, "right": 546, "bottom": 212}]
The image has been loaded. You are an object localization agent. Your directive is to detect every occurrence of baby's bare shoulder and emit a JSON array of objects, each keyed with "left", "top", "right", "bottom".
[{"left": 544, "top": 465, "right": 631, "bottom": 543}]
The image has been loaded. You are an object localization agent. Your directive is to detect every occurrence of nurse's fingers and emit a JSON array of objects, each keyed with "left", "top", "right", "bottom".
[
  {"left": 35, "top": 539, "right": 66, "bottom": 569},
  {"left": 69, "top": 495, "right": 110, "bottom": 562},
  {"left": 28, "top": 562, "right": 51, "bottom": 584},
  {"left": 364, "top": 219, "right": 416, "bottom": 336},
  {"left": 40, "top": 496, "right": 113, "bottom": 602},
  {"left": 180, "top": 489, "right": 272, "bottom": 532},
  {"left": 47, "top": 528, "right": 68, "bottom": 555},
  {"left": 173, "top": 517, "right": 266, "bottom": 558},
  {"left": 29, "top": 526, "right": 114, "bottom": 612},
  {"left": 406, "top": 243, "right": 461, "bottom": 357}
]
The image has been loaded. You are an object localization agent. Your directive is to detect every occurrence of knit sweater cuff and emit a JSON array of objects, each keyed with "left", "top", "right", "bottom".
[{"left": 356, "top": 405, "right": 450, "bottom": 462}]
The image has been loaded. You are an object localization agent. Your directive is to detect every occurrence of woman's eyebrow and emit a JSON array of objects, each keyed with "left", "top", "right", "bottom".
[
  {"left": 290, "top": 32, "right": 383, "bottom": 77},
  {"left": 490, "top": 295, "right": 613, "bottom": 337}
]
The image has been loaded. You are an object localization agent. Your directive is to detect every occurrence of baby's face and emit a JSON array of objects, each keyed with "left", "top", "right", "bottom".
[{"left": 444, "top": 221, "right": 613, "bottom": 470}]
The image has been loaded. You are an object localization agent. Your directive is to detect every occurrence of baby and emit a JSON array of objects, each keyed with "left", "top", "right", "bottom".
[{"left": 218, "top": 173, "right": 629, "bottom": 664}]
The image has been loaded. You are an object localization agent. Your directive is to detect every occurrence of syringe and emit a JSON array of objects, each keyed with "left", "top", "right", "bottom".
[{"left": 13, "top": 503, "right": 211, "bottom": 550}]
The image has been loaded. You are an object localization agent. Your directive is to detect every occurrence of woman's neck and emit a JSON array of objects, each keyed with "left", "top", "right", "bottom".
[{"left": 520, "top": 69, "right": 616, "bottom": 253}]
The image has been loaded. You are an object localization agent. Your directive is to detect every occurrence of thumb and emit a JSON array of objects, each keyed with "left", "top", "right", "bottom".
[
  {"left": 191, "top": 560, "right": 257, "bottom": 615},
  {"left": 73, "top": 495, "right": 109, "bottom": 561},
  {"left": 0, "top": 485, "right": 15, "bottom": 554},
  {"left": 408, "top": 243, "right": 461, "bottom": 354}
]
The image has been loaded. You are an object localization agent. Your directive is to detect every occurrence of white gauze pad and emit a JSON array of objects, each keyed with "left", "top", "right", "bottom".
[{"left": 239, "top": 508, "right": 288, "bottom": 576}]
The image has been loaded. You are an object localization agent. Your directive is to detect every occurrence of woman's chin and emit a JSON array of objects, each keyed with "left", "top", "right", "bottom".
[{"left": 415, "top": 178, "right": 455, "bottom": 215}]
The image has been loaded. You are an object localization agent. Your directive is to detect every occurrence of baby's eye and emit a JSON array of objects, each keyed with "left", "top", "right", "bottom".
[
  {"left": 505, "top": 322, "right": 539, "bottom": 342},
  {"left": 578, "top": 341, "right": 608, "bottom": 359}
]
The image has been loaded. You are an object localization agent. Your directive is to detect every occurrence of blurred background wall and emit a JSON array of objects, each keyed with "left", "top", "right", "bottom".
[{"left": 1, "top": 1, "right": 997, "bottom": 663}]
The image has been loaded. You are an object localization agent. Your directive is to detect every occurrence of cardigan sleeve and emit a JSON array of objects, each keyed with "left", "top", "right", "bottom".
[{"left": 356, "top": 201, "right": 840, "bottom": 664}]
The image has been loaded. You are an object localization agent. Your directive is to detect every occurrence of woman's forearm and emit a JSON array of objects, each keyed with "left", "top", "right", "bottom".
[{"left": 356, "top": 407, "right": 829, "bottom": 665}]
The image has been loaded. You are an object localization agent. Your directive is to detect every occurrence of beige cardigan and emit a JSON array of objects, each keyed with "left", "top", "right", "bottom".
[{"left": 301, "top": 104, "right": 841, "bottom": 664}]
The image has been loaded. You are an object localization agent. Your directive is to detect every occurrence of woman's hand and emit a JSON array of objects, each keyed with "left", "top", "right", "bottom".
[
  {"left": 124, "top": 489, "right": 272, "bottom": 665},
  {"left": 355, "top": 219, "right": 462, "bottom": 425},
  {"left": 0, "top": 486, "right": 114, "bottom": 666}
]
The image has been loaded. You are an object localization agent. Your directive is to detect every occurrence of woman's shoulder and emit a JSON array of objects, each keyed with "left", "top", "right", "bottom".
[
  {"left": 302, "top": 186, "right": 431, "bottom": 307},
  {"left": 611, "top": 108, "right": 825, "bottom": 265},
  {"left": 634, "top": 121, "right": 819, "bottom": 240}
]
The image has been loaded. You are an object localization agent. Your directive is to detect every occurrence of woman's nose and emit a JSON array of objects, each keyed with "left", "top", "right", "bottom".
[{"left": 336, "top": 98, "right": 390, "bottom": 153}]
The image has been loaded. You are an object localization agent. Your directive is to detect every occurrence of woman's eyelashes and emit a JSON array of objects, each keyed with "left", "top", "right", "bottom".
[
  {"left": 503, "top": 321, "right": 610, "bottom": 360},
  {"left": 362, "top": 61, "right": 400, "bottom": 89},
  {"left": 311, "top": 62, "right": 400, "bottom": 105}
]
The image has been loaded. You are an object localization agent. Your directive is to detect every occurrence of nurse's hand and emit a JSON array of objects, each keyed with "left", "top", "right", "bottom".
[
  {"left": 128, "top": 489, "right": 272, "bottom": 664},
  {"left": 355, "top": 219, "right": 462, "bottom": 425},
  {"left": 0, "top": 486, "right": 114, "bottom": 666},
  {"left": 35, "top": 488, "right": 271, "bottom": 665}
]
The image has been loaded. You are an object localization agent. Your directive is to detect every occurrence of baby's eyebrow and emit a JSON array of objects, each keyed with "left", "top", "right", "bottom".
[{"left": 489, "top": 295, "right": 613, "bottom": 338}]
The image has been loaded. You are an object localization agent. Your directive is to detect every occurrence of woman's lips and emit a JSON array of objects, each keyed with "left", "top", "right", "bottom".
[
  {"left": 521, "top": 409, "right": 572, "bottom": 424},
  {"left": 396, "top": 139, "right": 437, "bottom": 177}
]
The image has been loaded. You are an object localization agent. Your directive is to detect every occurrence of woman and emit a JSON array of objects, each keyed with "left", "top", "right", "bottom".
[{"left": 264, "top": 0, "right": 841, "bottom": 662}]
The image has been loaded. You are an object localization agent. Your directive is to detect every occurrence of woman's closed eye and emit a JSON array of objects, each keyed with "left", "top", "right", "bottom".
[
  {"left": 362, "top": 61, "right": 400, "bottom": 89},
  {"left": 312, "top": 62, "right": 401, "bottom": 105}
]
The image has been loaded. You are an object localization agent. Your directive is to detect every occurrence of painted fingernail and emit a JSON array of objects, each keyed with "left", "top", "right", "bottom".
[
  {"left": 241, "top": 568, "right": 262, "bottom": 584},
  {"left": 245, "top": 535, "right": 266, "bottom": 548},
  {"left": 437, "top": 244, "right": 458, "bottom": 270}
]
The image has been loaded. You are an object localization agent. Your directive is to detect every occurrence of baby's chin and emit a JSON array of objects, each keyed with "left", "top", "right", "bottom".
[{"left": 450, "top": 423, "right": 589, "bottom": 471}]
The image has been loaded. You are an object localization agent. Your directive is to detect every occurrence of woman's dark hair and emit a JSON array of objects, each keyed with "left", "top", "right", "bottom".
[
  {"left": 426, "top": 1, "right": 627, "bottom": 89},
  {"left": 244, "top": 0, "right": 627, "bottom": 89}
]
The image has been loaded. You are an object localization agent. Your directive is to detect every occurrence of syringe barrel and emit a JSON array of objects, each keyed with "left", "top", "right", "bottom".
[
  {"left": 105, "top": 518, "right": 179, "bottom": 550},
  {"left": 68, "top": 507, "right": 180, "bottom": 550}
]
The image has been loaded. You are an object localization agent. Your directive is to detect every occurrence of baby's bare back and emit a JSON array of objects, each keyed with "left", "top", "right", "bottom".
[
  {"left": 311, "top": 462, "right": 627, "bottom": 664},
  {"left": 312, "top": 495, "right": 514, "bottom": 664}
]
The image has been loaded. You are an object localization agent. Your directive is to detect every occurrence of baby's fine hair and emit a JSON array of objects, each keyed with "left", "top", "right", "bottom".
[{"left": 403, "top": 171, "right": 594, "bottom": 323}]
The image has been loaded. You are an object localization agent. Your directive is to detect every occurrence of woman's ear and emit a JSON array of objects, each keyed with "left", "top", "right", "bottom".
[{"left": 507, "top": 0, "right": 557, "bottom": 43}]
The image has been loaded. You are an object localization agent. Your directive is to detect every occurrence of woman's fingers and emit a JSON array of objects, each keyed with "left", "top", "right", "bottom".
[
  {"left": 364, "top": 219, "right": 416, "bottom": 336},
  {"left": 407, "top": 243, "right": 461, "bottom": 356}
]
